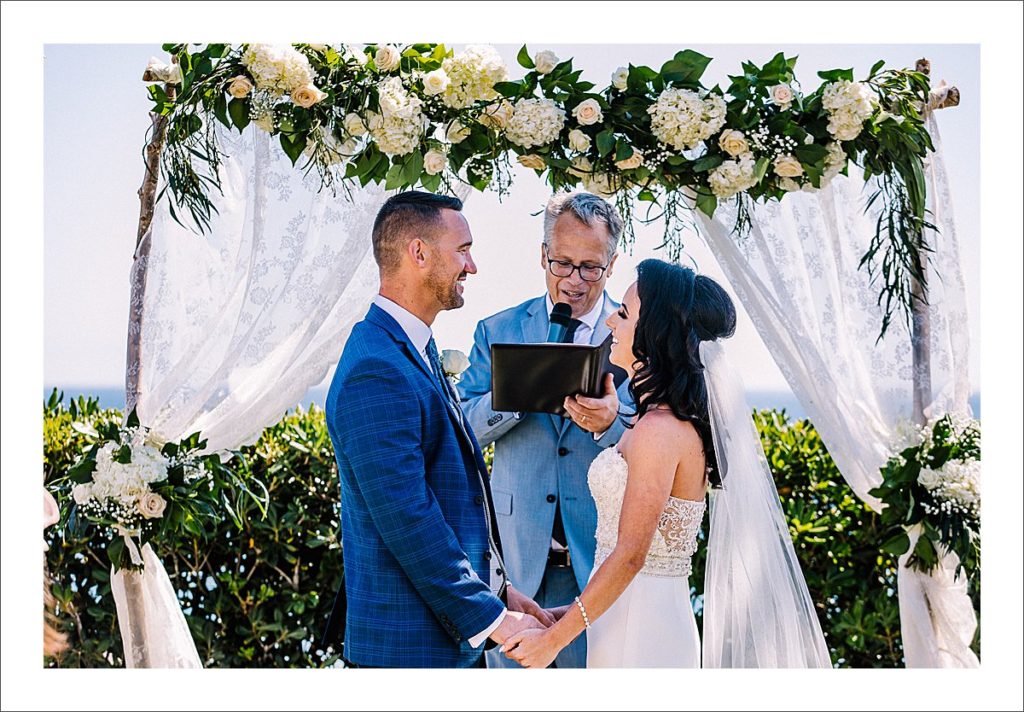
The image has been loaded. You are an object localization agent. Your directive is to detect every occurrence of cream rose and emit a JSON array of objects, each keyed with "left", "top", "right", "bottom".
[
  {"left": 917, "top": 468, "right": 941, "bottom": 490},
  {"left": 441, "top": 349, "right": 471, "bottom": 376},
  {"left": 771, "top": 83, "right": 794, "bottom": 108},
  {"left": 375, "top": 45, "right": 401, "bottom": 72},
  {"left": 478, "top": 100, "right": 514, "bottom": 130},
  {"left": 445, "top": 120, "right": 471, "bottom": 144},
  {"left": 773, "top": 154, "right": 804, "bottom": 178},
  {"left": 568, "top": 128, "right": 591, "bottom": 153},
  {"left": 573, "top": 98, "right": 603, "bottom": 126},
  {"left": 423, "top": 149, "right": 448, "bottom": 176},
  {"left": 611, "top": 67, "right": 629, "bottom": 91},
  {"left": 227, "top": 75, "right": 254, "bottom": 99},
  {"left": 718, "top": 129, "right": 749, "bottom": 158},
  {"left": 614, "top": 148, "right": 643, "bottom": 171},
  {"left": 291, "top": 83, "right": 327, "bottom": 108},
  {"left": 143, "top": 57, "right": 182, "bottom": 85},
  {"left": 344, "top": 112, "right": 367, "bottom": 137},
  {"left": 517, "top": 154, "right": 546, "bottom": 171},
  {"left": 137, "top": 492, "right": 167, "bottom": 519},
  {"left": 422, "top": 68, "right": 450, "bottom": 96},
  {"left": 534, "top": 50, "right": 560, "bottom": 75}
]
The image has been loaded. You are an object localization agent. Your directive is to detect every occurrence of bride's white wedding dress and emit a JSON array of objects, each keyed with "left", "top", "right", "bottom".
[{"left": 585, "top": 447, "right": 706, "bottom": 668}]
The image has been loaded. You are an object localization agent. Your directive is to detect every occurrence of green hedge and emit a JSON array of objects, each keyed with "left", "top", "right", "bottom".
[{"left": 43, "top": 394, "right": 979, "bottom": 667}]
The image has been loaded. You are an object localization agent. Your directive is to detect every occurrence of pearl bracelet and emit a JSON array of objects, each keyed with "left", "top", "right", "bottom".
[{"left": 574, "top": 595, "right": 591, "bottom": 629}]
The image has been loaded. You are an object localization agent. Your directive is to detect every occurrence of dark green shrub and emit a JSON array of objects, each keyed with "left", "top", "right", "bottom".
[{"left": 44, "top": 395, "right": 978, "bottom": 667}]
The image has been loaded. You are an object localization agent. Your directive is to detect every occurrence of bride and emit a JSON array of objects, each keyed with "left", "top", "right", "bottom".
[{"left": 502, "top": 258, "right": 831, "bottom": 668}]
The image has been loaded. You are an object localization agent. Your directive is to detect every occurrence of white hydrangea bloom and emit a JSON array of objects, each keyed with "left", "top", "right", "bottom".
[
  {"left": 368, "top": 77, "right": 425, "bottom": 156},
  {"left": 707, "top": 151, "right": 759, "bottom": 199},
  {"left": 241, "top": 43, "right": 314, "bottom": 95},
  {"left": 505, "top": 98, "right": 566, "bottom": 149},
  {"left": 441, "top": 45, "right": 508, "bottom": 109},
  {"left": 648, "top": 88, "right": 727, "bottom": 151},
  {"left": 822, "top": 80, "right": 877, "bottom": 142}
]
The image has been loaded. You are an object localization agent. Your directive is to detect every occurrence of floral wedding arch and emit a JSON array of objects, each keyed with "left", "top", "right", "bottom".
[{"left": 71, "top": 43, "right": 979, "bottom": 668}]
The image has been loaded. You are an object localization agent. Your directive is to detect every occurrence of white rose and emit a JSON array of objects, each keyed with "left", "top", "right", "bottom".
[
  {"left": 614, "top": 147, "right": 643, "bottom": 170},
  {"left": 479, "top": 100, "right": 514, "bottom": 130},
  {"left": 717, "top": 129, "right": 749, "bottom": 158},
  {"left": 441, "top": 349, "right": 471, "bottom": 376},
  {"left": 517, "top": 154, "right": 546, "bottom": 171},
  {"left": 291, "top": 83, "right": 327, "bottom": 108},
  {"left": 917, "top": 468, "right": 941, "bottom": 490},
  {"left": 344, "top": 112, "right": 367, "bottom": 137},
  {"left": 771, "top": 83, "right": 794, "bottom": 108},
  {"left": 773, "top": 154, "right": 804, "bottom": 178},
  {"left": 227, "top": 75, "right": 254, "bottom": 99},
  {"left": 573, "top": 98, "right": 603, "bottom": 126},
  {"left": 568, "top": 128, "right": 591, "bottom": 153},
  {"left": 143, "top": 57, "right": 182, "bottom": 85},
  {"left": 422, "top": 68, "right": 450, "bottom": 96},
  {"left": 137, "top": 492, "right": 167, "bottom": 519},
  {"left": 611, "top": 67, "right": 629, "bottom": 91},
  {"left": 778, "top": 177, "right": 802, "bottom": 192},
  {"left": 423, "top": 149, "right": 448, "bottom": 176},
  {"left": 72, "top": 483, "right": 93, "bottom": 505},
  {"left": 445, "top": 120, "right": 471, "bottom": 144},
  {"left": 375, "top": 45, "right": 401, "bottom": 72},
  {"left": 534, "top": 50, "right": 560, "bottom": 75}
]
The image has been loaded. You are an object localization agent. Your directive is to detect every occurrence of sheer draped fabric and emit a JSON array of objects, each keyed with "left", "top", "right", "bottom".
[{"left": 694, "top": 115, "right": 977, "bottom": 667}]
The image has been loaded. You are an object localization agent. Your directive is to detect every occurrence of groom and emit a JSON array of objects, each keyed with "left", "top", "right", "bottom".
[{"left": 324, "top": 192, "right": 548, "bottom": 668}]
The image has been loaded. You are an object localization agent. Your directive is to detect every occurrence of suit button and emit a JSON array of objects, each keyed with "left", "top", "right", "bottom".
[
  {"left": 496, "top": 568, "right": 504, "bottom": 576},
  {"left": 474, "top": 495, "right": 484, "bottom": 505},
  {"left": 484, "top": 551, "right": 492, "bottom": 561},
  {"left": 546, "top": 494, "right": 556, "bottom": 503},
  {"left": 558, "top": 447, "right": 569, "bottom": 456}
]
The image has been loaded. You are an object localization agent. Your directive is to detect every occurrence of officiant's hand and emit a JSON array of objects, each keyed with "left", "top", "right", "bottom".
[
  {"left": 507, "top": 585, "right": 557, "bottom": 627},
  {"left": 488, "top": 610, "right": 545, "bottom": 646},
  {"left": 564, "top": 373, "right": 618, "bottom": 434}
]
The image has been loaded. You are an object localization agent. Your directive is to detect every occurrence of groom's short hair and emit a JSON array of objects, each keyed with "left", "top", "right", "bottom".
[{"left": 372, "top": 191, "right": 464, "bottom": 273}]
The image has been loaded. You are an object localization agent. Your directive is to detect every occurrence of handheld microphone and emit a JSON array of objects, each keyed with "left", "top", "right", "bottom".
[{"left": 546, "top": 302, "right": 574, "bottom": 343}]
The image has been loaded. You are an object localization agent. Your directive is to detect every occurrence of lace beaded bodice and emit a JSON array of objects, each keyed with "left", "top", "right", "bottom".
[{"left": 588, "top": 447, "right": 706, "bottom": 578}]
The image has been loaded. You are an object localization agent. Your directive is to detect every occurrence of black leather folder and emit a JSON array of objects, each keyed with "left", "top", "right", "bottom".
[{"left": 491, "top": 333, "right": 620, "bottom": 416}]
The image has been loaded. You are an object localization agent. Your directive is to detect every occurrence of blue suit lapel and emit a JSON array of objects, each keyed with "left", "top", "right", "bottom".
[{"left": 366, "top": 304, "right": 483, "bottom": 463}]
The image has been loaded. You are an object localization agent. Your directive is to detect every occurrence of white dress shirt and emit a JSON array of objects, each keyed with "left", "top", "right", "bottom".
[
  {"left": 545, "top": 293, "right": 606, "bottom": 346},
  {"left": 372, "top": 295, "right": 505, "bottom": 648}
]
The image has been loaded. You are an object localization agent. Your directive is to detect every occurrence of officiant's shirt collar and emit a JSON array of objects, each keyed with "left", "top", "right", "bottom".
[{"left": 374, "top": 294, "right": 433, "bottom": 359}]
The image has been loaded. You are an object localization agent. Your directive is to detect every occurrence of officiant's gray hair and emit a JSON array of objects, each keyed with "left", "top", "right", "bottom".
[{"left": 543, "top": 191, "right": 623, "bottom": 260}]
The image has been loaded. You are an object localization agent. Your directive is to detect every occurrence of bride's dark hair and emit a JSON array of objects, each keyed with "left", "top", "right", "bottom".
[{"left": 627, "top": 259, "right": 737, "bottom": 488}]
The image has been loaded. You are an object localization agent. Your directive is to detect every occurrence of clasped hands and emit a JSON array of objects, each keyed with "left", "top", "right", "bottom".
[{"left": 490, "top": 587, "right": 572, "bottom": 668}]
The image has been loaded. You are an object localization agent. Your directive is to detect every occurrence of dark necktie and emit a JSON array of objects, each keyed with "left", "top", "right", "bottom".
[
  {"left": 552, "top": 318, "right": 584, "bottom": 552},
  {"left": 563, "top": 318, "right": 583, "bottom": 344},
  {"left": 425, "top": 337, "right": 456, "bottom": 408}
]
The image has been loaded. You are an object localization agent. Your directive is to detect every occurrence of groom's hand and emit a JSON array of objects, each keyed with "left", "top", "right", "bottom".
[
  {"left": 564, "top": 373, "right": 618, "bottom": 434},
  {"left": 488, "top": 610, "right": 544, "bottom": 646},
  {"left": 507, "top": 585, "right": 556, "bottom": 627}
]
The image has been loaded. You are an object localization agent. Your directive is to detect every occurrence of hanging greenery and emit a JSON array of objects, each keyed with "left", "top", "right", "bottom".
[{"left": 145, "top": 43, "right": 935, "bottom": 338}]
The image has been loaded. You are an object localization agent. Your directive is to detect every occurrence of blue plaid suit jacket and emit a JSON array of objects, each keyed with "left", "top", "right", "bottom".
[{"left": 325, "top": 303, "right": 505, "bottom": 668}]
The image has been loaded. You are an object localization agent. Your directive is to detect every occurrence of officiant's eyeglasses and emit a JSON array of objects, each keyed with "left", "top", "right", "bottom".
[{"left": 544, "top": 254, "right": 608, "bottom": 282}]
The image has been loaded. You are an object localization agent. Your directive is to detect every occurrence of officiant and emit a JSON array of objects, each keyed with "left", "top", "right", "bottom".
[{"left": 458, "top": 191, "right": 631, "bottom": 668}]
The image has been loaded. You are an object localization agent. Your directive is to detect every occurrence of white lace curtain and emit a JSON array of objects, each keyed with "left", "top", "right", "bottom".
[
  {"left": 135, "top": 127, "right": 387, "bottom": 452},
  {"left": 693, "top": 113, "right": 978, "bottom": 667}
]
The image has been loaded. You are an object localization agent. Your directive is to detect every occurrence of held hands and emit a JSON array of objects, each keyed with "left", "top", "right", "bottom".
[
  {"left": 489, "top": 609, "right": 546, "bottom": 646},
  {"left": 563, "top": 373, "right": 619, "bottom": 434},
  {"left": 500, "top": 628, "right": 561, "bottom": 669},
  {"left": 507, "top": 585, "right": 557, "bottom": 627}
]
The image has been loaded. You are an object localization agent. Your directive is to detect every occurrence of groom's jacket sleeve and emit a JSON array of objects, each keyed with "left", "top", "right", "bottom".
[
  {"left": 458, "top": 319, "right": 525, "bottom": 447},
  {"left": 334, "top": 356, "right": 506, "bottom": 642}
]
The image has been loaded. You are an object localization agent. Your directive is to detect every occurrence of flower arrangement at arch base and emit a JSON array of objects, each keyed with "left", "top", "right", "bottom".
[
  {"left": 870, "top": 413, "right": 980, "bottom": 578},
  {"left": 65, "top": 408, "right": 267, "bottom": 572}
]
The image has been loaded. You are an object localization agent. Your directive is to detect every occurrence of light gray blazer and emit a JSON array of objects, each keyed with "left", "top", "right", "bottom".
[{"left": 457, "top": 294, "right": 630, "bottom": 597}]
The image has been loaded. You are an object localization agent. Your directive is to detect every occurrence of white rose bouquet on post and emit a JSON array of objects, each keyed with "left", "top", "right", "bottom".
[{"left": 65, "top": 408, "right": 266, "bottom": 572}]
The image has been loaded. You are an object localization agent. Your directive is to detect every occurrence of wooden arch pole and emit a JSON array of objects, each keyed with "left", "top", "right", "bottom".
[{"left": 910, "top": 58, "right": 959, "bottom": 426}]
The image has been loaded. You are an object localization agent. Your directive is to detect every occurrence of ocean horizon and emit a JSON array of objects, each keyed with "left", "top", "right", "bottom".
[{"left": 43, "top": 386, "right": 982, "bottom": 422}]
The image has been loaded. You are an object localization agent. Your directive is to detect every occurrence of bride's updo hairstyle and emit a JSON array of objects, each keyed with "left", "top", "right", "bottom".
[{"left": 628, "top": 259, "right": 736, "bottom": 488}]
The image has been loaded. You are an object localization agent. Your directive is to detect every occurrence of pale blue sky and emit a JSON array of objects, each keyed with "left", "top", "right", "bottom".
[{"left": 43, "top": 43, "right": 981, "bottom": 395}]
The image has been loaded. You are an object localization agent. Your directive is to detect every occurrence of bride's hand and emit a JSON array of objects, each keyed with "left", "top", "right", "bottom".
[
  {"left": 544, "top": 604, "right": 572, "bottom": 622},
  {"left": 500, "top": 628, "right": 560, "bottom": 669}
]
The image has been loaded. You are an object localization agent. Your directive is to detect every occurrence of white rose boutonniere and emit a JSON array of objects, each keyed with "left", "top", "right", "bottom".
[{"left": 441, "top": 349, "right": 471, "bottom": 384}]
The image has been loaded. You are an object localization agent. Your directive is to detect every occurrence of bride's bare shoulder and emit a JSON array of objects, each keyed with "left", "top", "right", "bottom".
[{"left": 627, "top": 409, "right": 703, "bottom": 459}]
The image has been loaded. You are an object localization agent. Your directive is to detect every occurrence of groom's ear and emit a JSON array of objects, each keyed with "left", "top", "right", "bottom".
[{"left": 408, "top": 238, "right": 429, "bottom": 268}]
